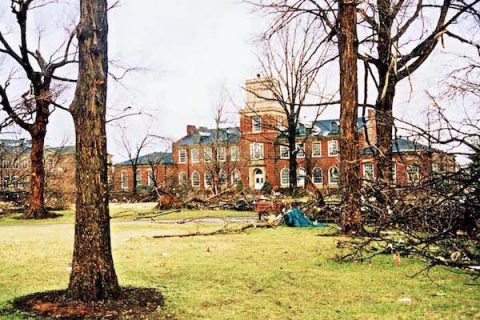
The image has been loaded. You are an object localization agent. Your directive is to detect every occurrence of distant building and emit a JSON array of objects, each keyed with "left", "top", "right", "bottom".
[{"left": 113, "top": 77, "right": 456, "bottom": 193}]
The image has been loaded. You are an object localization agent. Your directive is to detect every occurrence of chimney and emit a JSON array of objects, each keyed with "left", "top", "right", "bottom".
[{"left": 186, "top": 125, "right": 196, "bottom": 135}]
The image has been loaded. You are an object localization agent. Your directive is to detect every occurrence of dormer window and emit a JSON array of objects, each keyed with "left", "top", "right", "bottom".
[
  {"left": 331, "top": 122, "right": 339, "bottom": 134},
  {"left": 252, "top": 116, "right": 262, "bottom": 133}
]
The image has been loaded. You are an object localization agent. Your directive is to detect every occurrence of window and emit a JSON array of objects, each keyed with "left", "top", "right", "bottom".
[
  {"left": 21, "top": 160, "right": 28, "bottom": 169},
  {"left": 217, "top": 147, "right": 226, "bottom": 161},
  {"left": 312, "top": 142, "right": 321, "bottom": 157},
  {"left": 312, "top": 168, "right": 323, "bottom": 185},
  {"left": 297, "top": 168, "right": 306, "bottom": 187},
  {"left": 3, "top": 176, "right": 8, "bottom": 189},
  {"left": 328, "top": 167, "right": 339, "bottom": 185},
  {"left": 407, "top": 164, "right": 420, "bottom": 184},
  {"left": 280, "top": 168, "right": 290, "bottom": 187},
  {"left": 328, "top": 140, "right": 339, "bottom": 156},
  {"left": 2, "top": 160, "right": 9, "bottom": 169},
  {"left": 121, "top": 172, "right": 128, "bottom": 191},
  {"left": 191, "top": 171, "right": 200, "bottom": 187},
  {"left": 231, "top": 170, "right": 241, "bottom": 185},
  {"left": 296, "top": 143, "right": 305, "bottom": 158},
  {"left": 204, "top": 148, "right": 212, "bottom": 163},
  {"left": 252, "top": 116, "right": 262, "bottom": 133},
  {"left": 191, "top": 149, "right": 200, "bottom": 163},
  {"left": 219, "top": 170, "right": 227, "bottom": 185},
  {"left": 179, "top": 172, "right": 188, "bottom": 184},
  {"left": 250, "top": 142, "right": 264, "bottom": 160},
  {"left": 280, "top": 145, "right": 289, "bottom": 159},
  {"left": 13, "top": 161, "right": 19, "bottom": 169},
  {"left": 331, "top": 122, "right": 339, "bottom": 134},
  {"left": 136, "top": 170, "right": 142, "bottom": 186},
  {"left": 147, "top": 170, "right": 155, "bottom": 187},
  {"left": 179, "top": 149, "right": 187, "bottom": 164},
  {"left": 392, "top": 162, "right": 397, "bottom": 183},
  {"left": 363, "top": 163, "right": 374, "bottom": 181},
  {"left": 230, "top": 146, "right": 239, "bottom": 161},
  {"left": 204, "top": 172, "right": 212, "bottom": 187}
]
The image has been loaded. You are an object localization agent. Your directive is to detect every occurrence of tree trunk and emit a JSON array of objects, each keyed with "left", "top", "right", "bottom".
[
  {"left": 375, "top": 0, "right": 395, "bottom": 185},
  {"left": 24, "top": 127, "right": 47, "bottom": 219},
  {"left": 375, "top": 84, "right": 395, "bottom": 184},
  {"left": 288, "top": 126, "right": 298, "bottom": 195},
  {"left": 132, "top": 164, "right": 138, "bottom": 195},
  {"left": 68, "top": 0, "right": 120, "bottom": 301},
  {"left": 338, "top": 0, "right": 362, "bottom": 235}
]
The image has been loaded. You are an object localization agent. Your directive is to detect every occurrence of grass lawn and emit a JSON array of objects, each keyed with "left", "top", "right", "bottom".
[
  {"left": 0, "top": 206, "right": 478, "bottom": 319},
  {"left": 0, "top": 202, "right": 257, "bottom": 226}
]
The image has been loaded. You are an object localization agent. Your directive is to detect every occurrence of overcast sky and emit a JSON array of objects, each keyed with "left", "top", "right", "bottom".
[{"left": 0, "top": 0, "right": 476, "bottom": 163}]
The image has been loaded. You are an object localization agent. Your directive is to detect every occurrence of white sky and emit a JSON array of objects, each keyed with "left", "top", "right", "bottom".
[{"left": 0, "top": 0, "right": 477, "bottom": 163}]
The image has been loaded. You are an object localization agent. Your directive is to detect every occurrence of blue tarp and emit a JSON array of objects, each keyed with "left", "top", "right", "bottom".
[{"left": 284, "top": 208, "right": 326, "bottom": 227}]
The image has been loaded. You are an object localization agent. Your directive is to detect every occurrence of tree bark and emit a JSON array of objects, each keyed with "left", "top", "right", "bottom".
[
  {"left": 24, "top": 125, "right": 47, "bottom": 218},
  {"left": 68, "top": 0, "right": 120, "bottom": 301},
  {"left": 374, "top": 0, "right": 395, "bottom": 185},
  {"left": 288, "top": 124, "right": 298, "bottom": 195},
  {"left": 338, "top": 0, "right": 362, "bottom": 235}
]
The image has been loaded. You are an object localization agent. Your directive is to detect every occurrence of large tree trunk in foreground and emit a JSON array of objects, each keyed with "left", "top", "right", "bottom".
[
  {"left": 68, "top": 0, "right": 120, "bottom": 301},
  {"left": 24, "top": 126, "right": 47, "bottom": 218},
  {"left": 338, "top": 0, "right": 362, "bottom": 235}
]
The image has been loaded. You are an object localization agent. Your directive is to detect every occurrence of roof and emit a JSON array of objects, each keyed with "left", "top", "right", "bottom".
[
  {"left": 361, "top": 138, "right": 432, "bottom": 155},
  {"left": 116, "top": 152, "right": 173, "bottom": 166},
  {"left": 312, "top": 118, "right": 366, "bottom": 136},
  {"left": 0, "top": 139, "right": 32, "bottom": 153},
  {"left": 46, "top": 145, "right": 76, "bottom": 154},
  {"left": 175, "top": 127, "right": 240, "bottom": 146}
]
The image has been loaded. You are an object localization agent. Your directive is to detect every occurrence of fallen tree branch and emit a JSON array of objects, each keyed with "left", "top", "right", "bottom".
[
  {"left": 151, "top": 222, "right": 277, "bottom": 239},
  {"left": 134, "top": 208, "right": 181, "bottom": 220}
]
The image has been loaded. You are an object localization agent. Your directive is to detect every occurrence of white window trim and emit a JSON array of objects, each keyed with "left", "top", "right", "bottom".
[
  {"left": 297, "top": 167, "right": 306, "bottom": 187},
  {"left": 280, "top": 145, "right": 289, "bottom": 159},
  {"left": 252, "top": 116, "right": 262, "bottom": 133},
  {"left": 328, "top": 140, "right": 339, "bottom": 157},
  {"left": 204, "top": 148, "right": 212, "bottom": 163},
  {"left": 392, "top": 161, "right": 397, "bottom": 183},
  {"left": 231, "top": 169, "right": 241, "bottom": 185},
  {"left": 312, "top": 142, "right": 322, "bottom": 157},
  {"left": 328, "top": 166, "right": 339, "bottom": 185},
  {"left": 121, "top": 171, "right": 128, "bottom": 191},
  {"left": 362, "top": 162, "right": 375, "bottom": 181},
  {"left": 191, "top": 171, "right": 201, "bottom": 187},
  {"left": 191, "top": 149, "right": 200, "bottom": 163},
  {"left": 250, "top": 142, "right": 264, "bottom": 160},
  {"left": 178, "top": 149, "right": 187, "bottom": 164},
  {"left": 296, "top": 143, "right": 305, "bottom": 158},
  {"left": 217, "top": 147, "right": 226, "bottom": 162},
  {"left": 312, "top": 167, "right": 323, "bottom": 185},
  {"left": 280, "top": 168, "right": 290, "bottom": 188},
  {"left": 230, "top": 146, "right": 239, "bottom": 162},
  {"left": 204, "top": 172, "right": 213, "bottom": 187}
]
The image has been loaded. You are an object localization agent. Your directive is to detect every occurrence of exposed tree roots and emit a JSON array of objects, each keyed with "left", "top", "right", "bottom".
[{"left": 11, "top": 287, "right": 170, "bottom": 319}]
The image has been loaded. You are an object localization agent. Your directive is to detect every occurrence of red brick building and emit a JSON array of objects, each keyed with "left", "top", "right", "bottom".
[{"left": 113, "top": 77, "right": 455, "bottom": 193}]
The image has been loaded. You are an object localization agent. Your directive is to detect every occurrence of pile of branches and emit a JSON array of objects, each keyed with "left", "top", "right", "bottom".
[
  {"left": 339, "top": 163, "right": 480, "bottom": 278},
  {"left": 155, "top": 187, "right": 254, "bottom": 211}
]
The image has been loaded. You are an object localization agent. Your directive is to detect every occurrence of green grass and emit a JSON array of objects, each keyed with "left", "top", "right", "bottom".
[
  {"left": 0, "top": 207, "right": 478, "bottom": 319},
  {"left": 0, "top": 202, "right": 256, "bottom": 225}
]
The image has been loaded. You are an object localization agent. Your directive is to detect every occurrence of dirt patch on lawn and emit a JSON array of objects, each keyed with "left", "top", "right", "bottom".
[{"left": 12, "top": 287, "right": 171, "bottom": 319}]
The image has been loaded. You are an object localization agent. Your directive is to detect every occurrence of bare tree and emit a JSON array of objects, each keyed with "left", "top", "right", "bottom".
[
  {"left": 0, "top": 0, "right": 77, "bottom": 218},
  {"left": 68, "top": 0, "right": 120, "bottom": 301},
  {"left": 247, "top": 18, "right": 336, "bottom": 194},
  {"left": 117, "top": 125, "right": 152, "bottom": 195},
  {"left": 202, "top": 93, "right": 243, "bottom": 195}
]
